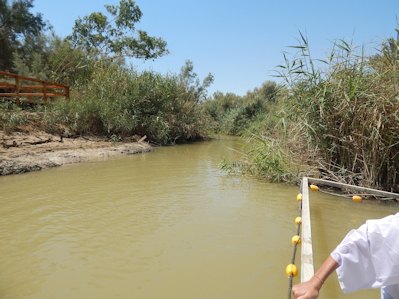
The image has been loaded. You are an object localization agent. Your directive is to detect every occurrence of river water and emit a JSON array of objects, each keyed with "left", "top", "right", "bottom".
[{"left": 0, "top": 138, "right": 397, "bottom": 298}]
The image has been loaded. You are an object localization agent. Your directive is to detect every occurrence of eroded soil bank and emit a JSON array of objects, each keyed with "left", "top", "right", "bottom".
[{"left": 0, "top": 130, "right": 153, "bottom": 175}]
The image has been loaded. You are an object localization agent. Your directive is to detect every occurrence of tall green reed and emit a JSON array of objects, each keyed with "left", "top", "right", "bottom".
[{"left": 274, "top": 31, "right": 399, "bottom": 190}]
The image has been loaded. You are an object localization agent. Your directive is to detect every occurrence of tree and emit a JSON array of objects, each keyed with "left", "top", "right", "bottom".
[
  {"left": 179, "top": 60, "right": 214, "bottom": 101},
  {"left": 13, "top": 51, "right": 49, "bottom": 80},
  {"left": 68, "top": 0, "right": 169, "bottom": 62},
  {"left": 0, "top": 0, "right": 48, "bottom": 71},
  {"left": 258, "top": 80, "right": 278, "bottom": 102},
  {"left": 45, "top": 32, "right": 95, "bottom": 85}
]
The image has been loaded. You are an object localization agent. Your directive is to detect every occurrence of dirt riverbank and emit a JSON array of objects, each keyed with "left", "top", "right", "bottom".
[{"left": 0, "top": 130, "right": 153, "bottom": 176}]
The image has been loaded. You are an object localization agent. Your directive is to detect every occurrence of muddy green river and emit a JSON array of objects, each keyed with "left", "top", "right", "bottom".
[{"left": 0, "top": 138, "right": 397, "bottom": 298}]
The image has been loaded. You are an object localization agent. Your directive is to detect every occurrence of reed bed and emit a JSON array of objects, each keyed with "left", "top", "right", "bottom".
[{"left": 223, "top": 31, "right": 399, "bottom": 191}]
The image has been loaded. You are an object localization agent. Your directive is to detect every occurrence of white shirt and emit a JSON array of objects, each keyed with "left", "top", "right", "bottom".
[{"left": 330, "top": 212, "right": 399, "bottom": 298}]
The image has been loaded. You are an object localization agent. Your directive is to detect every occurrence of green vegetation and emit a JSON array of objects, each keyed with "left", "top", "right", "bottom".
[
  {"left": 0, "top": 0, "right": 214, "bottom": 145},
  {"left": 2, "top": 1, "right": 399, "bottom": 191},
  {"left": 0, "top": 0, "right": 49, "bottom": 71},
  {"left": 2, "top": 0, "right": 169, "bottom": 84},
  {"left": 68, "top": 0, "right": 168, "bottom": 62},
  {"left": 277, "top": 32, "right": 399, "bottom": 190},
  {"left": 221, "top": 30, "right": 399, "bottom": 191},
  {"left": 201, "top": 80, "right": 279, "bottom": 135},
  {"left": 43, "top": 62, "right": 211, "bottom": 145}
]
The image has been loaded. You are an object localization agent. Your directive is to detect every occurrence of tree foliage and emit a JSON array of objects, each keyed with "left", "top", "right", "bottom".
[
  {"left": 179, "top": 60, "right": 214, "bottom": 101},
  {"left": 68, "top": 0, "right": 169, "bottom": 62},
  {"left": 0, "top": 0, "right": 48, "bottom": 70},
  {"left": 201, "top": 80, "right": 279, "bottom": 135},
  {"left": 13, "top": 50, "right": 49, "bottom": 80}
]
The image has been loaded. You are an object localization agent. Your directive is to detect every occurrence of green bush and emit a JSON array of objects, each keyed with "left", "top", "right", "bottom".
[
  {"left": 201, "top": 81, "right": 278, "bottom": 135},
  {"left": 0, "top": 109, "right": 28, "bottom": 133},
  {"left": 43, "top": 63, "right": 209, "bottom": 145}
]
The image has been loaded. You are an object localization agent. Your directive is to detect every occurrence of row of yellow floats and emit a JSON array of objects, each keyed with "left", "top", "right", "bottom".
[{"left": 286, "top": 184, "right": 363, "bottom": 278}]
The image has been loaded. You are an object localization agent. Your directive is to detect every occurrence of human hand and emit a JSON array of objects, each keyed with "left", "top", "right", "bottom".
[
  {"left": 292, "top": 277, "right": 322, "bottom": 299},
  {"left": 292, "top": 255, "right": 338, "bottom": 298}
]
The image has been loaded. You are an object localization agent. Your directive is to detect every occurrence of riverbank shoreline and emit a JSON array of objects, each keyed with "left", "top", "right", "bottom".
[{"left": 0, "top": 130, "right": 153, "bottom": 176}]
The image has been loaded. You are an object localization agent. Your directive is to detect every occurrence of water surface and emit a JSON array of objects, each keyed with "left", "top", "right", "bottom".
[{"left": 0, "top": 138, "right": 397, "bottom": 298}]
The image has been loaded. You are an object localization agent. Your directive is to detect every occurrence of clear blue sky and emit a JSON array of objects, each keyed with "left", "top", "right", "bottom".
[{"left": 32, "top": 0, "right": 399, "bottom": 97}]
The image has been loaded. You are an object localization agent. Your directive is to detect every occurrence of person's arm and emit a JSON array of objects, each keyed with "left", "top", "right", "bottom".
[{"left": 292, "top": 255, "right": 340, "bottom": 299}]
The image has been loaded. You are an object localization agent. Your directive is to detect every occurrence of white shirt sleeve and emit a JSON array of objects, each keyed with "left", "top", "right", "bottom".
[{"left": 330, "top": 212, "right": 399, "bottom": 294}]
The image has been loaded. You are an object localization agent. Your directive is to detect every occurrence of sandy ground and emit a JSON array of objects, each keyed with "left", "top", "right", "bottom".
[{"left": 0, "top": 130, "right": 153, "bottom": 176}]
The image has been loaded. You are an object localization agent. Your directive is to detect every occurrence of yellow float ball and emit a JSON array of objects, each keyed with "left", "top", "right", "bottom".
[
  {"left": 352, "top": 195, "right": 362, "bottom": 202},
  {"left": 292, "top": 235, "right": 301, "bottom": 245},
  {"left": 310, "top": 185, "right": 319, "bottom": 192},
  {"left": 297, "top": 193, "right": 302, "bottom": 201},
  {"left": 286, "top": 264, "right": 298, "bottom": 277},
  {"left": 295, "top": 217, "right": 302, "bottom": 225}
]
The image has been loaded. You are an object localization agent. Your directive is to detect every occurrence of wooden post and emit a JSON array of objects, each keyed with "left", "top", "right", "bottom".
[
  {"left": 43, "top": 82, "right": 47, "bottom": 104},
  {"left": 301, "top": 177, "right": 315, "bottom": 282},
  {"left": 15, "top": 76, "right": 20, "bottom": 107}
]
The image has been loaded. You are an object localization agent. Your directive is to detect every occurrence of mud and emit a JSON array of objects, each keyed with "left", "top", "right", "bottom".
[{"left": 0, "top": 130, "right": 153, "bottom": 175}]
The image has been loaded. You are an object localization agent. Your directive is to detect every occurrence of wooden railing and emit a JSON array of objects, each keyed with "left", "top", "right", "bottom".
[{"left": 0, "top": 71, "right": 69, "bottom": 106}]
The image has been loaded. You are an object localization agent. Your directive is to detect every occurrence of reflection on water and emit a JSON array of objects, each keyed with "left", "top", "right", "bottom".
[{"left": 0, "top": 138, "right": 397, "bottom": 298}]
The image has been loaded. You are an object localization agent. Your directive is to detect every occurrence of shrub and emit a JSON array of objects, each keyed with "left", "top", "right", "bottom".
[{"left": 43, "top": 63, "right": 209, "bottom": 145}]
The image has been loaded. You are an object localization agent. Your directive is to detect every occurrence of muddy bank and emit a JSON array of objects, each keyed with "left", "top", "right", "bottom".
[{"left": 0, "top": 130, "right": 153, "bottom": 176}]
